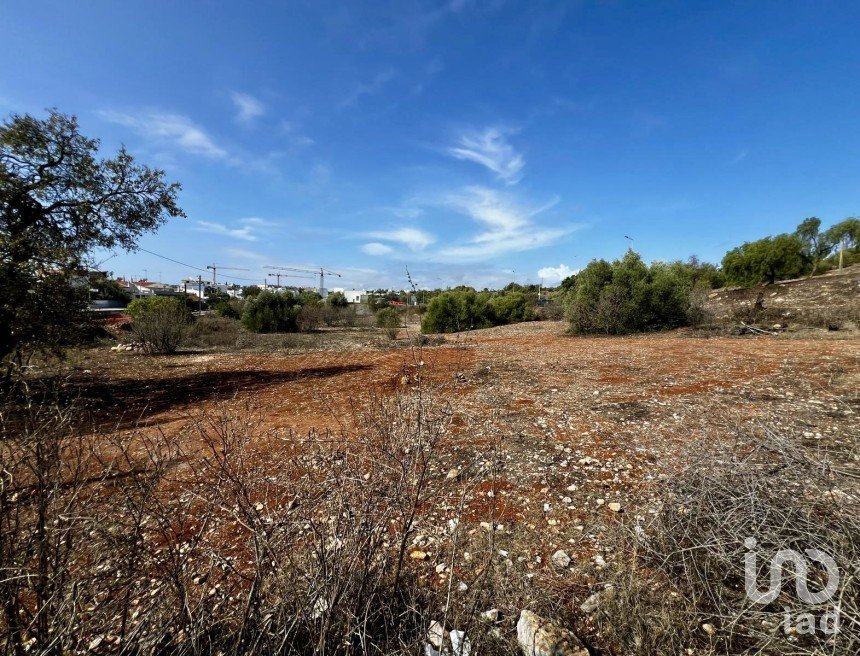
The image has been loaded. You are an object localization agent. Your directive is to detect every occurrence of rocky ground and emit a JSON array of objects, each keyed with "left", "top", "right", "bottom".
[
  {"left": 705, "top": 262, "right": 860, "bottom": 329},
  {"left": 61, "top": 320, "right": 859, "bottom": 651}
]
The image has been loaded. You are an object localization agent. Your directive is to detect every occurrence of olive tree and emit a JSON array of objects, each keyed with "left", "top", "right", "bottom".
[
  {"left": 721, "top": 234, "right": 806, "bottom": 286},
  {"left": 1, "top": 111, "right": 183, "bottom": 375},
  {"left": 794, "top": 217, "right": 834, "bottom": 275}
]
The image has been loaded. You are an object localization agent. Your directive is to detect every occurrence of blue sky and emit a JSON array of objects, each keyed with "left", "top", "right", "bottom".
[{"left": 3, "top": 1, "right": 859, "bottom": 289}]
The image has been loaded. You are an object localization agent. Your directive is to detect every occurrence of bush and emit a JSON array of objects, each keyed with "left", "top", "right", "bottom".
[
  {"left": 421, "top": 290, "right": 495, "bottom": 333},
  {"left": 241, "top": 284, "right": 262, "bottom": 299},
  {"left": 297, "top": 304, "right": 325, "bottom": 331},
  {"left": 565, "top": 251, "right": 697, "bottom": 334},
  {"left": 183, "top": 315, "right": 241, "bottom": 348},
  {"left": 296, "top": 291, "right": 323, "bottom": 307},
  {"left": 214, "top": 297, "right": 242, "bottom": 319},
  {"left": 488, "top": 291, "right": 535, "bottom": 324},
  {"left": 376, "top": 307, "right": 401, "bottom": 339},
  {"left": 127, "top": 296, "right": 190, "bottom": 354},
  {"left": 599, "top": 429, "right": 860, "bottom": 655},
  {"left": 326, "top": 291, "right": 348, "bottom": 308},
  {"left": 241, "top": 291, "right": 299, "bottom": 333}
]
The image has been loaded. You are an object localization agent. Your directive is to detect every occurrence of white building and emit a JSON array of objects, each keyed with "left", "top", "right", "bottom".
[{"left": 331, "top": 288, "right": 367, "bottom": 304}]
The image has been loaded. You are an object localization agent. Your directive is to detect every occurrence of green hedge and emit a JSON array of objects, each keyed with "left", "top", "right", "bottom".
[{"left": 420, "top": 289, "right": 535, "bottom": 333}]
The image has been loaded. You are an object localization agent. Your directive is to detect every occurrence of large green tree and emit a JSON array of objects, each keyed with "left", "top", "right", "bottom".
[
  {"left": 825, "top": 217, "right": 860, "bottom": 268},
  {"left": 721, "top": 234, "right": 806, "bottom": 286},
  {"left": 1, "top": 110, "right": 183, "bottom": 373},
  {"left": 794, "top": 217, "right": 834, "bottom": 275}
]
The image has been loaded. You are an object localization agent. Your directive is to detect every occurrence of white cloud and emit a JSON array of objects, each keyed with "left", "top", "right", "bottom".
[
  {"left": 100, "top": 110, "right": 227, "bottom": 159},
  {"left": 231, "top": 91, "right": 266, "bottom": 122},
  {"left": 447, "top": 127, "right": 524, "bottom": 185},
  {"left": 195, "top": 217, "right": 275, "bottom": 242},
  {"left": 537, "top": 264, "right": 578, "bottom": 282},
  {"left": 437, "top": 186, "right": 570, "bottom": 260},
  {"left": 362, "top": 242, "right": 394, "bottom": 256},
  {"left": 366, "top": 227, "right": 436, "bottom": 251}
]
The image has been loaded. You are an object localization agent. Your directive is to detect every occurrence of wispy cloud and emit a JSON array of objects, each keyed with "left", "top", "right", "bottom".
[
  {"left": 231, "top": 91, "right": 266, "bottom": 123},
  {"left": 341, "top": 68, "right": 396, "bottom": 108},
  {"left": 730, "top": 149, "right": 749, "bottom": 165},
  {"left": 362, "top": 242, "right": 394, "bottom": 256},
  {"left": 99, "top": 110, "right": 227, "bottom": 158},
  {"left": 195, "top": 217, "right": 276, "bottom": 242},
  {"left": 365, "top": 227, "right": 436, "bottom": 251},
  {"left": 437, "top": 186, "right": 572, "bottom": 261},
  {"left": 447, "top": 127, "right": 524, "bottom": 185},
  {"left": 537, "top": 263, "right": 578, "bottom": 282}
]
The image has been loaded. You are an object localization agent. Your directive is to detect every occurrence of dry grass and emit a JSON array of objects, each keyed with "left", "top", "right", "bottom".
[{"left": 597, "top": 425, "right": 860, "bottom": 655}]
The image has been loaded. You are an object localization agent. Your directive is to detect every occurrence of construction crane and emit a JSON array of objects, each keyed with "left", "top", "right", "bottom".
[
  {"left": 267, "top": 271, "right": 315, "bottom": 290},
  {"left": 206, "top": 264, "right": 249, "bottom": 283},
  {"left": 267, "top": 266, "right": 341, "bottom": 296}
]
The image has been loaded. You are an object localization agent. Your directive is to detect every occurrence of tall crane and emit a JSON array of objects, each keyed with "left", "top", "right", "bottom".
[
  {"left": 206, "top": 264, "right": 249, "bottom": 283},
  {"left": 267, "top": 266, "right": 341, "bottom": 296},
  {"left": 267, "top": 271, "right": 315, "bottom": 290}
]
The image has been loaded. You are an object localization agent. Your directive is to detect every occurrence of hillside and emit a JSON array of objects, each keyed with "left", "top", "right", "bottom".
[{"left": 705, "top": 263, "right": 860, "bottom": 329}]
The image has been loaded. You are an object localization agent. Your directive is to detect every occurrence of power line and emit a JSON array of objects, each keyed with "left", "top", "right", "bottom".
[{"left": 134, "top": 247, "right": 264, "bottom": 284}]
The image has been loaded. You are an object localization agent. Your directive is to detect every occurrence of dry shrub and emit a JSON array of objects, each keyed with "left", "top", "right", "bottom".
[
  {"left": 687, "top": 282, "right": 714, "bottom": 327},
  {"left": 533, "top": 303, "right": 564, "bottom": 321},
  {"left": 597, "top": 427, "right": 860, "bottom": 655},
  {"left": 297, "top": 304, "right": 326, "bottom": 332},
  {"left": 184, "top": 315, "right": 242, "bottom": 348},
  {"left": 0, "top": 376, "right": 525, "bottom": 655}
]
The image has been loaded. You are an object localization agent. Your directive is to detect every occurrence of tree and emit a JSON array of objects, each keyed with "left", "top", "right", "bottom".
[
  {"left": 564, "top": 251, "right": 698, "bottom": 334},
  {"left": 1, "top": 110, "right": 183, "bottom": 373},
  {"left": 825, "top": 217, "right": 860, "bottom": 269},
  {"left": 241, "top": 291, "right": 299, "bottom": 333},
  {"left": 421, "top": 290, "right": 495, "bottom": 333},
  {"left": 721, "top": 234, "right": 806, "bottom": 286},
  {"left": 296, "top": 291, "right": 322, "bottom": 307},
  {"left": 127, "top": 296, "right": 190, "bottom": 354},
  {"left": 488, "top": 291, "right": 534, "bottom": 324},
  {"left": 241, "top": 285, "right": 262, "bottom": 299},
  {"left": 376, "top": 307, "right": 401, "bottom": 340},
  {"left": 327, "top": 291, "right": 348, "bottom": 308},
  {"left": 794, "top": 217, "right": 834, "bottom": 275},
  {"left": 89, "top": 275, "right": 132, "bottom": 302}
]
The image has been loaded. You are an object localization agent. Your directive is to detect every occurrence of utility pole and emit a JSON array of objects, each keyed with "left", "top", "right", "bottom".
[
  {"left": 839, "top": 237, "right": 845, "bottom": 269},
  {"left": 197, "top": 275, "right": 203, "bottom": 312},
  {"left": 207, "top": 264, "right": 249, "bottom": 285}
]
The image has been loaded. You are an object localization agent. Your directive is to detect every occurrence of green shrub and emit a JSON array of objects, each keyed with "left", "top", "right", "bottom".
[
  {"left": 296, "top": 291, "right": 323, "bottom": 307},
  {"left": 241, "top": 291, "right": 299, "bottom": 333},
  {"left": 376, "top": 307, "right": 401, "bottom": 340},
  {"left": 565, "top": 250, "right": 698, "bottom": 335},
  {"left": 421, "top": 290, "right": 494, "bottom": 333},
  {"left": 420, "top": 289, "right": 538, "bottom": 333},
  {"left": 327, "top": 291, "right": 348, "bottom": 308},
  {"left": 488, "top": 291, "right": 535, "bottom": 324},
  {"left": 127, "top": 296, "right": 190, "bottom": 353},
  {"left": 241, "top": 285, "right": 262, "bottom": 299},
  {"left": 214, "top": 297, "right": 242, "bottom": 319}
]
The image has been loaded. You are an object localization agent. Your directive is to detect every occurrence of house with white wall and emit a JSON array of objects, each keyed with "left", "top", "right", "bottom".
[{"left": 331, "top": 288, "right": 368, "bottom": 304}]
